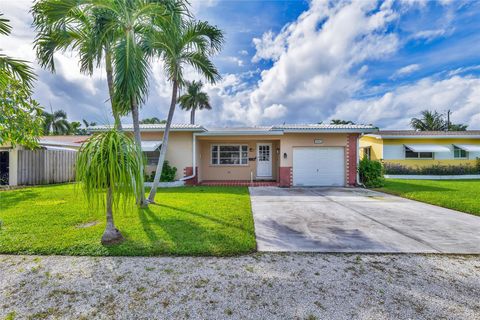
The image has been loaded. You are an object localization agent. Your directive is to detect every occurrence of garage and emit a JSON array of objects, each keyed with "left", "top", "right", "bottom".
[{"left": 292, "top": 147, "right": 345, "bottom": 186}]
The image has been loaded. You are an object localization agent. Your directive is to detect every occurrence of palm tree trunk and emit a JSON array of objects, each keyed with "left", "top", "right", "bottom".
[
  {"left": 190, "top": 108, "right": 196, "bottom": 125},
  {"left": 105, "top": 49, "right": 122, "bottom": 131},
  {"left": 101, "top": 187, "right": 124, "bottom": 245},
  {"left": 131, "top": 98, "right": 148, "bottom": 207},
  {"left": 148, "top": 79, "right": 178, "bottom": 202}
]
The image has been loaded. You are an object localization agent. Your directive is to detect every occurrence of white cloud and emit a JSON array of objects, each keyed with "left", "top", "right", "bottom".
[
  {"left": 391, "top": 64, "right": 421, "bottom": 79},
  {"left": 263, "top": 104, "right": 287, "bottom": 119},
  {"left": 242, "top": 0, "right": 400, "bottom": 124},
  {"left": 330, "top": 75, "right": 480, "bottom": 129}
]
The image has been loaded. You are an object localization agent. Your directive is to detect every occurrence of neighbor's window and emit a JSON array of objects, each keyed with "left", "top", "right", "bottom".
[
  {"left": 404, "top": 147, "right": 433, "bottom": 159},
  {"left": 454, "top": 146, "right": 467, "bottom": 158},
  {"left": 363, "top": 147, "right": 371, "bottom": 160},
  {"left": 211, "top": 145, "right": 248, "bottom": 165}
]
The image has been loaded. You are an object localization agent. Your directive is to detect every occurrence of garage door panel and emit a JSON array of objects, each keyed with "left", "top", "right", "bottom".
[{"left": 293, "top": 147, "right": 345, "bottom": 186}]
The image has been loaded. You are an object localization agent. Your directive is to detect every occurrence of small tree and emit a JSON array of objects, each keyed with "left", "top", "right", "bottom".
[
  {"left": 76, "top": 130, "right": 143, "bottom": 245},
  {"left": 0, "top": 13, "right": 43, "bottom": 148}
]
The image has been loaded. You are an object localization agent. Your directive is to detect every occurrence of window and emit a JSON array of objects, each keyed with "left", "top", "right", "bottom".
[
  {"left": 404, "top": 147, "right": 433, "bottom": 159},
  {"left": 211, "top": 145, "right": 248, "bottom": 165},
  {"left": 363, "top": 147, "right": 371, "bottom": 160},
  {"left": 144, "top": 151, "right": 160, "bottom": 165},
  {"left": 454, "top": 146, "right": 467, "bottom": 158}
]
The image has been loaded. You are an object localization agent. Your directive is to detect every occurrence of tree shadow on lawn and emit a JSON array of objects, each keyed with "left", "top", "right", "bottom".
[
  {"left": 134, "top": 205, "right": 254, "bottom": 255},
  {"left": 0, "top": 188, "right": 39, "bottom": 210},
  {"left": 145, "top": 186, "right": 248, "bottom": 196}
]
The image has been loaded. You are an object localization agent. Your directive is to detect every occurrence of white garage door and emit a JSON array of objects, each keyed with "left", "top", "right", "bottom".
[{"left": 293, "top": 147, "right": 345, "bottom": 186}]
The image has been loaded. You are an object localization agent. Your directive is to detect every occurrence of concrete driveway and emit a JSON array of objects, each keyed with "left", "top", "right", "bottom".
[{"left": 250, "top": 187, "right": 480, "bottom": 253}]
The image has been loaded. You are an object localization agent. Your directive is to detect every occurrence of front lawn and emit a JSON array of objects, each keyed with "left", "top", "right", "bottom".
[
  {"left": 376, "top": 179, "right": 480, "bottom": 217},
  {"left": 0, "top": 184, "right": 256, "bottom": 256}
]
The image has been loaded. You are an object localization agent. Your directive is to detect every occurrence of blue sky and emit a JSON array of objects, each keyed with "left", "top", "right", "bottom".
[{"left": 2, "top": 0, "right": 480, "bottom": 129}]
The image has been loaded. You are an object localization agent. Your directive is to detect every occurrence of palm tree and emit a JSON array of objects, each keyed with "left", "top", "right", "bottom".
[
  {"left": 140, "top": 117, "right": 165, "bottom": 124},
  {"left": 146, "top": 19, "right": 224, "bottom": 202},
  {"left": 410, "top": 110, "right": 446, "bottom": 131},
  {"left": 89, "top": 0, "right": 186, "bottom": 207},
  {"left": 178, "top": 80, "right": 211, "bottom": 124},
  {"left": 41, "top": 109, "right": 71, "bottom": 135},
  {"left": 32, "top": 0, "right": 123, "bottom": 130},
  {"left": 76, "top": 130, "right": 143, "bottom": 245}
]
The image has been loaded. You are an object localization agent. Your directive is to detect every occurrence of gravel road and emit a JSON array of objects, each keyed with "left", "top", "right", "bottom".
[{"left": 1, "top": 254, "right": 479, "bottom": 319}]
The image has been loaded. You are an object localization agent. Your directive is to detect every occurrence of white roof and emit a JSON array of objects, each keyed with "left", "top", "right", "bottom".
[
  {"left": 271, "top": 124, "right": 376, "bottom": 133},
  {"left": 405, "top": 144, "right": 450, "bottom": 153},
  {"left": 89, "top": 124, "right": 206, "bottom": 132},
  {"left": 455, "top": 144, "right": 480, "bottom": 152},
  {"left": 89, "top": 123, "right": 377, "bottom": 134},
  {"left": 141, "top": 141, "right": 162, "bottom": 152}
]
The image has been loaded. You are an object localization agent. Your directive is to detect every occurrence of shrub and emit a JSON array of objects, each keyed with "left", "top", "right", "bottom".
[
  {"left": 359, "top": 158, "right": 385, "bottom": 188},
  {"left": 145, "top": 161, "right": 177, "bottom": 182},
  {"left": 384, "top": 162, "right": 479, "bottom": 175},
  {"left": 476, "top": 157, "right": 480, "bottom": 173}
]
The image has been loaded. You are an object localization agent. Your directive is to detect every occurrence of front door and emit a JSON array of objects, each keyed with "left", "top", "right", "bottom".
[{"left": 256, "top": 143, "right": 272, "bottom": 178}]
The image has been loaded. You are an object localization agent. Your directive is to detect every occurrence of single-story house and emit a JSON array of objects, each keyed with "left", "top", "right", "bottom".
[
  {"left": 360, "top": 130, "right": 480, "bottom": 170},
  {"left": 90, "top": 123, "right": 377, "bottom": 187},
  {"left": 0, "top": 136, "right": 89, "bottom": 186}
]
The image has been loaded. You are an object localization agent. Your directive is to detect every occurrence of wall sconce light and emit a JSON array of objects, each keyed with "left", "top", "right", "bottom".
[
  {"left": 249, "top": 147, "right": 253, "bottom": 152},
  {"left": 283, "top": 152, "right": 287, "bottom": 159},
  {"left": 276, "top": 148, "right": 280, "bottom": 154}
]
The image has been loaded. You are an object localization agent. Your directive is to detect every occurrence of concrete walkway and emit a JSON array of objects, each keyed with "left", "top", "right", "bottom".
[{"left": 250, "top": 187, "right": 480, "bottom": 253}]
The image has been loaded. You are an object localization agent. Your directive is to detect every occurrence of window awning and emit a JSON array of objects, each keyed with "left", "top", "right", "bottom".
[
  {"left": 141, "top": 141, "right": 162, "bottom": 152},
  {"left": 405, "top": 144, "right": 450, "bottom": 153},
  {"left": 455, "top": 144, "right": 480, "bottom": 152}
]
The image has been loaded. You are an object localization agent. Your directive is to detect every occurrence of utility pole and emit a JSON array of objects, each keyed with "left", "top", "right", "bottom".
[{"left": 446, "top": 109, "right": 451, "bottom": 131}]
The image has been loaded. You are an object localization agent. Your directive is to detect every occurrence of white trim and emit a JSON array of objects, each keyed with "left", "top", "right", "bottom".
[
  {"left": 370, "top": 135, "right": 480, "bottom": 139},
  {"left": 385, "top": 174, "right": 480, "bottom": 180},
  {"left": 256, "top": 143, "right": 273, "bottom": 178},
  {"left": 404, "top": 144, "right": 451, "bottom": 153},
  {"left": 455, "top": 144, "right": 480, "bottom": 152}
]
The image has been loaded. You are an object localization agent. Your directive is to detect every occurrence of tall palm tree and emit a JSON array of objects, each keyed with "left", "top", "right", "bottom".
[
  {"left": 76, "top": 129, "right": 143, "bottom": 245},
  {"left": 178, "top": 80, "right": 211, "bottom": 124},
  {"left": 41, "top": 109, "right": 71, "bottom": 135},
  {"left": 104, "top": 0, "right": 186, "bottom": 207},
  {"left": 410, "top": 110, "right": 446, "bottom": 131},
  {"left": 32, "top": 0, "right": 123, "bottom": 130},
  {"left": 146, "top": 19, "right": 224, "bottom": 202}
]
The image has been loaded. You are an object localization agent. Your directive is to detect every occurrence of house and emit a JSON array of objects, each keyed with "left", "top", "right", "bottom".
[
  {"left": 360, "top": 130, "right": 480, "bottom": 173},
  {"left": 0, "top": 136, "right": 89, "bottom": 186},
  {"left": 90, "top": 124, "right": 377, "bottom": 187}
]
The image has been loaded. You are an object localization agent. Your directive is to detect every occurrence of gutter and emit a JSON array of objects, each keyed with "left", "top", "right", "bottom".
[{"left": 180, "top": 132, "right": 198, "bottom": 181}]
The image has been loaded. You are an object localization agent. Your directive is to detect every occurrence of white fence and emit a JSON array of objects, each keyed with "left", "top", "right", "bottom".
[{"left": 17, "top": 149, "right": 77, "bottom": 185}]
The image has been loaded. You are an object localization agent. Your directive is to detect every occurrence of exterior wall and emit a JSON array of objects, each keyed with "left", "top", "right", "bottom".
[
  {"left": 381, "top": 138, "right": 480, "bottom": 168},
  {"left": 359, "top": 135, "right": 383, "bottom": 160},
  {"left": 198, "top": 138, "right": 280, "bottom": 181},
  {"left": 140, "top": 131, "right": 194, "bottom": 180},
  {"left": 8, "top": 147, "right": 18, "bottom": 186},
  {"left": 279, "top": 133, "right": 353, "bottom": 187},
  {"left": 279, "top": 133, "right": 348, "bottom": 167},
  {"left": 346, "top": 134, "right": 359, "bottom": 186}
]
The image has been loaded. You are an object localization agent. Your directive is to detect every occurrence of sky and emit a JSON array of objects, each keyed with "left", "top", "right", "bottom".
[{"left": 2, "top": 0, "right": 480, "bottom": 129}]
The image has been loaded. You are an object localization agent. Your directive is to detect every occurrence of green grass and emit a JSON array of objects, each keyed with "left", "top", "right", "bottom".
[
  {"left": 0, "top": 184, "right": 256, "bottom": 256},
  {"left": 376, "top": 179, "right": 480, "bottom": 216}
]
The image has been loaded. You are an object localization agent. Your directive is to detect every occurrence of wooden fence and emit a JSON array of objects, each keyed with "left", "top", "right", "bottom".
[{"left": 17, "top": 149, "right": 77, "bottom": 185}]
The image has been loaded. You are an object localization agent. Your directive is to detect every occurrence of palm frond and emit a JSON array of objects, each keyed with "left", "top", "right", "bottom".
[
  {"left": 76, "top": 130, "right": 143, "bottom": 213},
  {"left": 0, "top": 13, "right": 12, "bottom": 35},
  {"left": 0, "top": 55, "right": 36, "bottom": 89}
]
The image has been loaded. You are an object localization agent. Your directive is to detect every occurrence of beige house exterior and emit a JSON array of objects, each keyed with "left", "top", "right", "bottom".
[{"left": 92, "top": 124, "right": 376, "bottom": 187}]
